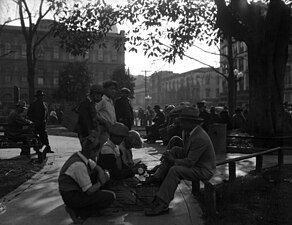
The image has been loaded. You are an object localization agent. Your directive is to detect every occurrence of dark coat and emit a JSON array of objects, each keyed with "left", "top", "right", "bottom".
[
  {"left": 74, "top": 97, "right": 97, "bottom": 137},
  {"left": 114, "top": 96, "right": 134, "bottom": 129},
  {"left": 6, "top": 111, "right": 32, "bottom": 137},
  {"left": 27, "top": 99, "right": 48, "bottom": 124}
]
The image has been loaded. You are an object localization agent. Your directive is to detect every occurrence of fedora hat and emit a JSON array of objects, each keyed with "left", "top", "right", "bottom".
[
  {"left": 178, "top": 106, "right": 204, "bottom": 122},
  {"left": 89, "top": 84, "right": 103, "bottom": 94},
  {"left": 16, "top": 100, "right": 28, "bottom": 109},
  {"left": 35, "top": 90, "right": 45, "bottom": 97},
  {"left": 109, "top": 122, "right": 129, "bottom": 137},
  {"left": 120, "top": 87, "right": 131, "bottom": 94}
]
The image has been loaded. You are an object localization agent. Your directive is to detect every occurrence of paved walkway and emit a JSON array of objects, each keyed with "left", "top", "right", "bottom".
[
  {"left": 0, "top": 135, "right": 291, "bottom": 225},
  {"left": 0, "top": 136, "right": 204, "bottom": 225}
]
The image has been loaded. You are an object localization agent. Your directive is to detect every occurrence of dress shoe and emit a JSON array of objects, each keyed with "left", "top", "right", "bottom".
[
  {"left": 44, "top": 146, "right": 54, "bottom": 153},
  {"left": 144, "top": 199, "right": 169, "bottom": 216},
  {"left": 65, "top": 206, "right": 84, "bottom": 224}
]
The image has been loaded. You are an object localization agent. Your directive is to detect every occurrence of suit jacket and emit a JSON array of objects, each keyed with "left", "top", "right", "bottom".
[
  {"left": 183, "top": 125, "right": 216, "bottom": 175},
  {"left": 74, "top": 97, "right": 97, "bottom": 137},
  {"left": 27, "top": 99, "right": 48, "bottom": 124},
  {"left": 114, "top": 96, "right": 133, "bottom": 128}
]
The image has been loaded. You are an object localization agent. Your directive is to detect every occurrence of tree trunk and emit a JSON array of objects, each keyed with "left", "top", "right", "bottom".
[
  {"left": 215, "top": 0, "right": 291, "bottom": 136},
  {"left": 26, "top": 41, "right": 35, "bottom": 103},
  {"left": 227, "top": 35, "right": 236, "bottom": 116}
]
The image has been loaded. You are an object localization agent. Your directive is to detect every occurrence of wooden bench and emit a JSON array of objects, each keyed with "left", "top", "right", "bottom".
[
  {"left": 0, "top": 123, "right": 44, "bottom": 162},
  {"left": 191, "top": 147, "right": 288, "bottom": 217}
]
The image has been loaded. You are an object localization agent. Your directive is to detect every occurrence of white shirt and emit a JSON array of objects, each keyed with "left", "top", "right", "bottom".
[
  {"left": 64, "top": 152, "right": 97, "bottom": 192},
  {"left": 95, "top": 95, "right": 116, "bottom": 124}
]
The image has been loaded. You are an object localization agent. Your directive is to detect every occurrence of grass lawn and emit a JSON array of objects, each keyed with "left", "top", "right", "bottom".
[
  {"left": 0, "top": 156, "right": 44, "bottom": 199},
  {"left": 204, "top": 164, "right": 292, "bottom": 225}
]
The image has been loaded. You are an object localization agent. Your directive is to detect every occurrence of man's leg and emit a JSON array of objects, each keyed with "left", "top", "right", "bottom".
[
  {"left": 145, "top": 166, "right": 205, "bottom": 216},
  {"left": 62, "top": 190, "right": 115, "bottom": 219},
  {"left": 37, "top": 122, "right": 53, "bottom": 153}
]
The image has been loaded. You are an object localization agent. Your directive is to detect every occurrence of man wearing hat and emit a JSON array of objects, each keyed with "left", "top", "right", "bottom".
[
  {"left": 74, "top": 84, "right": 104, "bottom": 145},
  {"left": 145, "top": 105, "right": 165, "bottom": 143},
  {"left": 98, "top": 122, "right": 138, "bottom": 180},
  {"left": 6, "top": 100, "right": 34, "bottom": 156},
  {"left": 144, "top": 106, "right": 216, "bottom": 216},
  {"left": 27, "top": 90, "right": 53, "bottom": 154},
  {"left": 114, "top": 87, "right": 134, "bottom": 130},
  {"left": 58, "top": 130, "right": 115, "bottom": 223}
]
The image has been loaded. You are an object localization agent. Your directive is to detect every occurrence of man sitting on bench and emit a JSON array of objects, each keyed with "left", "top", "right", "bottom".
[
  {"left": 143, "top": 106, "right": 216, "bottom": 216},
  {"left": 5, "top": 100, "right": 34, "bottom": 156}
]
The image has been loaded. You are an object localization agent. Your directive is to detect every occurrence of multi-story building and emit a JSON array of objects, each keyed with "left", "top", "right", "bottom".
[
  {"left": 0, "top": 20, "right": 125, "bottom": 105},
  {"left": 132, "top": 75, "right": 150, "bottom": 110},
  {"left": 219, "top": 39, "right": 292, "bottom": 106},
  {"left": 148, "top": 68, "right": 221, "bottom": 107}
]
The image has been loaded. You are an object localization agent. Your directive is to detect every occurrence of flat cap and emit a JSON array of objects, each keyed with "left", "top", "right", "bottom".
[{"left": 109, "top": 122, "right": 129, "bottom": 137}]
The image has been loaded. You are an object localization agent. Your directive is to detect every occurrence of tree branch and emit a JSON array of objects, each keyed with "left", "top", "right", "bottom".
[
  {"left": 18, "top": 0, "right": 28, "bottom": 41},
  {"left": 0, "top": 50, "right": 16, "bottom": 58}
]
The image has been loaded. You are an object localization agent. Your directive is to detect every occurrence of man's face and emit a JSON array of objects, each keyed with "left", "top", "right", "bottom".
[
  {"left": 105, "top": 85, "right": 117, "bottom": 99},
  {"left": 91, "top": 92, "right": 103, "bottom": 103},
  {"left": 110, "top": 134, "right": 124, "bottom": 145}
]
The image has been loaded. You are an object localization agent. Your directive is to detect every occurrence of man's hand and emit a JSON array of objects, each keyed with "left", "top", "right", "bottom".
[{"left": 164, "top": 151, "right": 175, "bottom": 164}]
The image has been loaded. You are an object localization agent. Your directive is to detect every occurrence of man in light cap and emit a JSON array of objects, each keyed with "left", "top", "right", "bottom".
[
  {"left": 74, "top": 84, "right": 104, "bottom": 145},
  {"left": 144, "top": 106, "right": 216, "bottom": 216},
  {"left": 114, "top": 87, "right": 134, "bottom": 130},
  {"left": 58, "top": 130, "right": 115, "bottom": 223}
]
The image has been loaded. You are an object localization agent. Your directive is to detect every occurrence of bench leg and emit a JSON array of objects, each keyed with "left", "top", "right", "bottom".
[
  {"left": 204, "top": 182, "right": 217, "bottom": 217},
  {"left": 192, "top": 180, "right": 200, "bottom": 196}
]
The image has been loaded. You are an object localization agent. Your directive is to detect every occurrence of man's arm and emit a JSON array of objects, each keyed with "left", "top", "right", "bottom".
[{"left": 173, "top": 139, "right": 206, "bottom": 168}]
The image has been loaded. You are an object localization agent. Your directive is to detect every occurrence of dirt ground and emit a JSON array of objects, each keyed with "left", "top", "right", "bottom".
[
  {"left": 0, "top": 156, "right": 44, "bottom": 199},
  {"left": 205, "top": 164, "right": 292, "bottom": 225}
]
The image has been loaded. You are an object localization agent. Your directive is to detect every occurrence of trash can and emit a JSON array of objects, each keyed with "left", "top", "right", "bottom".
[{"left": 208, "top": 123, "right": 226, "bottom": 155}]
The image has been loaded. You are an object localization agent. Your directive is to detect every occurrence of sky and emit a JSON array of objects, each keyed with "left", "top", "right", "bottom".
[{"left": 0, "top": 0, "right": 220, "bottom": 76}]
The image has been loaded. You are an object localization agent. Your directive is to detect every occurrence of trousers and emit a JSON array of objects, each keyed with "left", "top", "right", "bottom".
[{"left": 154, "top": 146, "right": 212, "bottom": 205}]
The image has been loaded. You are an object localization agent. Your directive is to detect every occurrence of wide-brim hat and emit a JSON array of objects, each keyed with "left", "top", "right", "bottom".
[
  {"left": 16, "top": 100, "right": 28, "bottom": 109},
  {"left": 175, "top": 106, "right": 204, "bottom": 122},
  {"left": 128, "top": 130, "right": 142, "bottom": 148},
  {"left": 89, "top": 84, "right": 103, "bottom": 94},
  {"left": 120, "top": 87, "right": 131, "bottom": 95},
  {"left": 109, "top": 122, "right": 129, "bottom": 137},
  {"left": 35, "top": 90, "right": 45, "bottom": 97}
]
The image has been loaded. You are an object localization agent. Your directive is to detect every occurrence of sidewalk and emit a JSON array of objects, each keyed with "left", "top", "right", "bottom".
[
  {"left": 1, "top": 134, "right": 291, "bottom": 225},
  {"left": 0, "top": 135, "right": 204, "bottom": 225}
]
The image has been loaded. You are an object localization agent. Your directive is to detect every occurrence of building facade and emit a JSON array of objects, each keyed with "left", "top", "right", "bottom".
[
  {"left": 219, "top": 39, "right": 292, "bottom": 106},
  {"left": 0, "top": 20, "right": 125, "bottom": 105},
  {"left": 148, "top": 68, "right": 221, "bottom": 108}
]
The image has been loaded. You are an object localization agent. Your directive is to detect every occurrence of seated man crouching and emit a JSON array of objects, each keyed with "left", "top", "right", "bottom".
[
  {"left": 58, "top": 131, "right": 115, "bottom": 223},
  {"left": 143, "top": 106, "right": 216, "bottom": 216},
  {"left": 98, "top": 122, "right": 144, "bottom": 205}
]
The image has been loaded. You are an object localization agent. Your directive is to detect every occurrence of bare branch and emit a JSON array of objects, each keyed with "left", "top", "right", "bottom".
[
  {"left": 0, "top": 50, "right": 16, "bottom": 58},
  {"left": 33, "top": 0, "right": 52, "bottom": 34},
  {"left": 193, "top": 44, "right": 222, "bottom": 57},
  {"left": 18, "top": 0, "right": 28, "bottom": 41},
  {"left": 21, "top": 0, "right": 32, "bottom": 28}
]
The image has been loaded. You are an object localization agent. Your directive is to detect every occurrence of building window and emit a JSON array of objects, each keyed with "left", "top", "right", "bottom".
[
  {"left": 53, "top": 46, "right": 59, "bottom": 59},
  {"left": 84, "top": 52, "right": 89, "bottom": 60},
  {"left": 286, "top": 65, "right": 292, "bottom": 85},
  {"left": 206, "top": 75, "right": 210, "bottom": 85},
  {"left": 45, "top": 49, "right": 51, "bottom": 60},
  {"left": 21, "top": 44, "right": 26, "bottom": 57},
  {"left": 37, "top": 77, "right": 44, "bottom": 85},
  {"left": 53, "top": 70, "right": 59, "bottom": 77},
  {"left": 69, "top": 53, "right": 74, "bottom": 60},
  {"left": 206, "top": 88, "right": 210, "bottom": 98},
  {"left": 53, "top": 77, "right": 59, "bottom": 86},
  {"left": 21, "top": 76, "right": 26, "bottom": 83},
  {"left": 98, "top": 48, "right": 103, "bottom": 61},
  {"left": 5, "top": 75, "right": 11, "bottom": 83},
  {"left": 5, "top": 43, "right": 11, "bottom": 54},
  {"left": 38, "top": 45, "right": 44, "bottom": 58},
  {"left": 112, "top": 50, "right": 117, "bottom": 61},
  {"left": 216, "top": 88, "right": 219, "bottom": 97}
]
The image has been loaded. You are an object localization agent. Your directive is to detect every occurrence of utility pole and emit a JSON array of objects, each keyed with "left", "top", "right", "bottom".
[{"left": 142, "top": 70, "right": 150, "bottom": 110}]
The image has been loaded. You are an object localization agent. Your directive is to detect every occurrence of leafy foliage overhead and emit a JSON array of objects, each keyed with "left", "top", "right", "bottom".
[
  {"left": 57, "top": 61, "right": 91, "bottom": 101},
  {"left": 111, "top": 67, "right": 136, "bottom": 99},
  {"left": 54, "top": 0, "right": 217, "bottom": 62}
]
